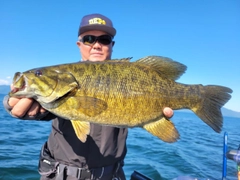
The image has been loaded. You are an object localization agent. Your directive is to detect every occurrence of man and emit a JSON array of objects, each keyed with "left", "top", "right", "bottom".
[{"left": 3, "top": 13, "right": 173, "bottom": 180}]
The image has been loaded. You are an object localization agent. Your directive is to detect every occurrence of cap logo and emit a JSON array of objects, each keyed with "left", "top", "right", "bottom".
[{"left": 89, "top": 18, "right": 106, "bottom": 25}]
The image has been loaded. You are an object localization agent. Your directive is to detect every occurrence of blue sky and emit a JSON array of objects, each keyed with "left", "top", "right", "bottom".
[{"left": 0, "top": 0, "right": 239, "bottom": 112}]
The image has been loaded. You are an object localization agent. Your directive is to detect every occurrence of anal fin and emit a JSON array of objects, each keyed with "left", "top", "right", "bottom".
[
  {"left": 143, "top": 117, "right": 180, "bottom": 143},
  {"left": 70, "top": 120, "right": 90, "bottom": 143}
]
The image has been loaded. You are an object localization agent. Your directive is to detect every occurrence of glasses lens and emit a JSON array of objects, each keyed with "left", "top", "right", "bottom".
[
  {"left": 81, "top": 35, "right": 112, "bottom": 45},
  {"left": 97, "top": 35, "right": 112, "bottom": 45},
  {"left": 82, "top": 35, "right": 97, "bottom": 45}
]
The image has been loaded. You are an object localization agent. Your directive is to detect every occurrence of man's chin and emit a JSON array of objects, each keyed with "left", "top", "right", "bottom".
[{"left": 89, "top": 55, "right": 106, "bottom": 62}]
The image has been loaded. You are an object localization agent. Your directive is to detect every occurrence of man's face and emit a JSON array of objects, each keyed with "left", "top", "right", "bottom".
[{"left": 77, "top": 30, "right": 114, "bottom": 61}]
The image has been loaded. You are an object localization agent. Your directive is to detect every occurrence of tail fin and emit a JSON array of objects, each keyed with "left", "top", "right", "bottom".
[{"left": 193, "top": 85, "right": 232, "bottom": 133}]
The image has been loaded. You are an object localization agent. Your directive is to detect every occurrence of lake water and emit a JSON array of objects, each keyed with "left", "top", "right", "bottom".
[{"left": 0, "top": 94, "right": 239, "bottom": 180}]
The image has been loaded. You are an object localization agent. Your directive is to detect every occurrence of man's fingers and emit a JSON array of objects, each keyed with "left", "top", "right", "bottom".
[
  {"left": 40, "top": 107, "right": 47, "bottom": 114},
  {"left": 163, "top": 107, "right": 174, "bottom": 118},
  {"left": 8, "top": 97, "right": 21, "bottom": 107},
  {"left": 11, "top": 98, "right": 34, "bottom": 117},
  {"left": 27, "top": 101, "right": 41, "bottom": 116}
]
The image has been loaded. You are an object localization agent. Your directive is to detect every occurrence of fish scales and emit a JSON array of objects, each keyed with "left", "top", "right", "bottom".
[{"left": 66, "top": 62, "right": 162, "bottom": 125}]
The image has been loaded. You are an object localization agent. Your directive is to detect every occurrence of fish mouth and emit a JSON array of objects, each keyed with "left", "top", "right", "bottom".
[
  {"left": 10, "top": 72, "right": 27, "bottom": 95},
  {"left": 11, "top": 83, "right": 26, "bottom": 93}
]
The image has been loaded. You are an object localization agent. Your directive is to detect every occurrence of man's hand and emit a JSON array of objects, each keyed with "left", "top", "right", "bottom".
[{"left": 8, "top": 97, "right": 46, "bottom": 118}]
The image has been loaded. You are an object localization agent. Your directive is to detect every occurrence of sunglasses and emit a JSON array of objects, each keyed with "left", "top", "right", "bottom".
[{"left": 79, "top": 35, "right": 113, "bottom": 45}]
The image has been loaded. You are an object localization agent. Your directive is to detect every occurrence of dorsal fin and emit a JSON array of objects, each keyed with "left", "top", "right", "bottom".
[
  {"left": 104, "top": 57, "right": 133, "bottom": 63},
  {"left": 135, "top": 56, "right": 187, "bottom": 80}
]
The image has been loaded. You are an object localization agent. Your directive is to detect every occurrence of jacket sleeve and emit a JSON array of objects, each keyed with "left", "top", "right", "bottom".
[{"left": 3, "top": 95, "right": 56, "bottom": 121}]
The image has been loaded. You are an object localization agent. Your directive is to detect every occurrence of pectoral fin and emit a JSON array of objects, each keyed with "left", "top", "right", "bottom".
[
  {"left": 70, "top": 120, "right": 90, "bottom": 143},
  {"left": 143, "top": 118, "right": 180, "bottom": 143}
]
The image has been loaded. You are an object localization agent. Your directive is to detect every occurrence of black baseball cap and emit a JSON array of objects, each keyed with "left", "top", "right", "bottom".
[{"left": 78, "top": 13, "right": 116, "bottom": 37}]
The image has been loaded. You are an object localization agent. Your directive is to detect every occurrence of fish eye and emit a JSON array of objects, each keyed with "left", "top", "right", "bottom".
[{"left": 35, "top": 70, "right": 43, "bottom": 76}]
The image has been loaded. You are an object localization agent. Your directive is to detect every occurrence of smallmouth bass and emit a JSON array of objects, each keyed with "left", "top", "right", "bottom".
[{"left": 9, "top": 56, "right": 232, "bottom": 143}]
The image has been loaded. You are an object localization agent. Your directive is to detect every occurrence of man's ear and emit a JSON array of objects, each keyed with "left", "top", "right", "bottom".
[
  {"left": 76, "top": 41, "right": 81, "bottom": 47},
  {"left": 112, "top": 41, "right": 115, "bottom": 47}
]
